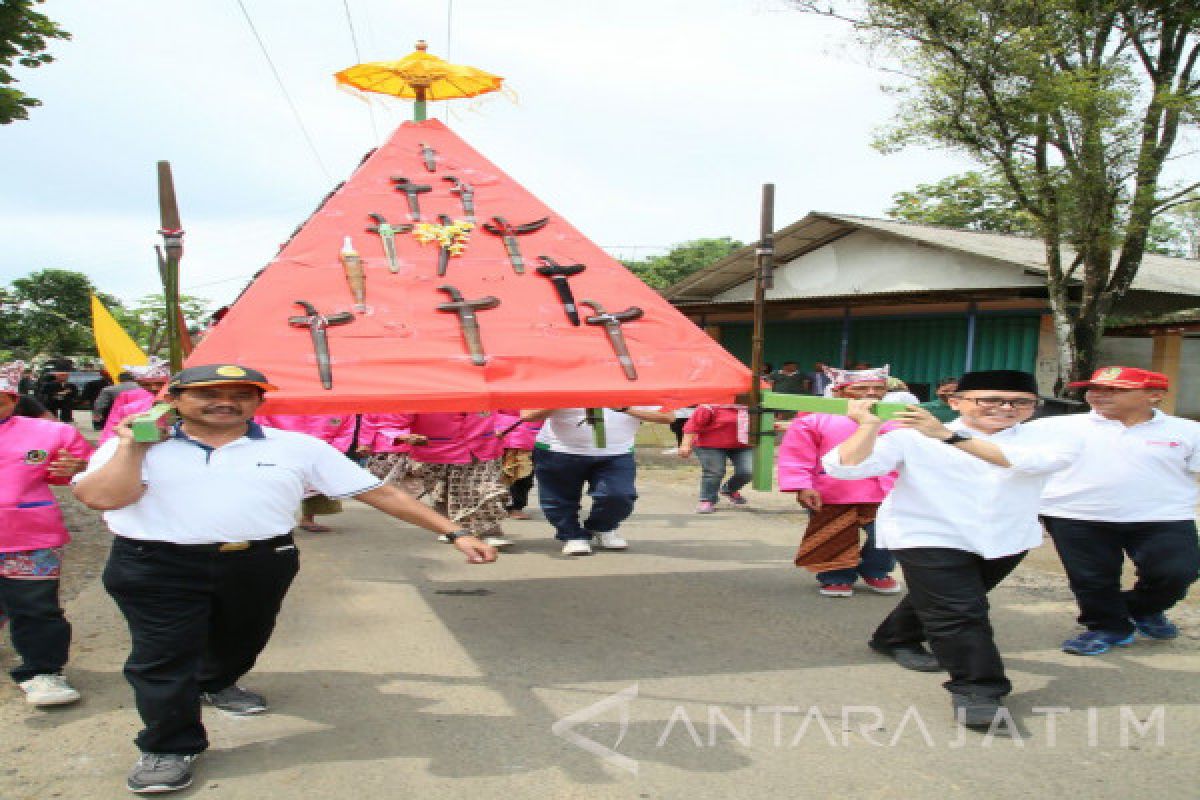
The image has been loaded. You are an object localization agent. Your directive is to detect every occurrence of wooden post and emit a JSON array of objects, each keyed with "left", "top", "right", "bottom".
[
  {"left": 1151, "top": 330, "right": 1183, "bottom": 414},
  {"left": 750, "top": 184, "right": 776, "bottom": 490},
  {"left": 156, "top": 162, "right": 186, "bottom": 372}
]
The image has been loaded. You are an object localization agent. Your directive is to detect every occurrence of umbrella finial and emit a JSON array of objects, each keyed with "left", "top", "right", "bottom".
[{"left": 415, "top": 40, "right": 428, "bottom": 52}]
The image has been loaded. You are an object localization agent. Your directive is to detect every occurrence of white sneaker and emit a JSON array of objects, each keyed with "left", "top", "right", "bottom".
[
  {"left": 597, "top": 532, "right": 628, "bottom": 550},
  {"left": 562, "top": 539, "right": 593, "bottom": 556},
  {"left": 19, "top": 673, "right": 81, "bottom": 706},
  {"left": 484, "top": 536, "right": 513, "bottom": 548}
]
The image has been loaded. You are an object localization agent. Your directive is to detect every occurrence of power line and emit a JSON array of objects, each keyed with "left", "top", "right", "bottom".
[
  {"left": 341, "top": 0, "right": 379, "bottom": 142},
  {"left": 233, "top": 0, "right": 333, "bottom": 183}
]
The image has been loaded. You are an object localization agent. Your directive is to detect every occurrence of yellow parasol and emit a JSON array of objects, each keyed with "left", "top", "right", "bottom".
[{"left": 334, "top": 41, "right": 504, "bottom": 121}]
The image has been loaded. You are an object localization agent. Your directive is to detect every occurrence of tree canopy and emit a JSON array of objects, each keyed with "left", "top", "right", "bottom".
[
  {"left": 623, "top": 237, "right": 744, "bottom": 291},
  {"left": 0, "top": 269, "right": 209, "bottom": 362},
  {"left": 887, "top": 171, "right": 1199, "bottom": 256},
  {"left": 796, "top": 0, "right": 1200, "bottom": 388},
  {"left": 0, "top": 0, "right": 70, "bottom": 124}
]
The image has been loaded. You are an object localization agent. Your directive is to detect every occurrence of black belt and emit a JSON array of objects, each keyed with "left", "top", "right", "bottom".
[{"left": 116, "top": 533, "right": 294, "bottom": 554}]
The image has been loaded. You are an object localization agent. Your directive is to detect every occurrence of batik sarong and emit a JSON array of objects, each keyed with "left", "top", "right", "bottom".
[
  {"left": 793, "top": 503, "right": 878, "bottom": 573},
  {"left": 400, "top": 459, "right": 508, "bottom": 536}
]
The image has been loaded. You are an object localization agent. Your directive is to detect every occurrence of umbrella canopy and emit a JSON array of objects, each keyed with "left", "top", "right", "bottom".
[
  {"left": 185, "top": 120, "right": 752, "bottom": 414},
  {"left": 335, "top": 41, "right": 503, "bottom": 119}
]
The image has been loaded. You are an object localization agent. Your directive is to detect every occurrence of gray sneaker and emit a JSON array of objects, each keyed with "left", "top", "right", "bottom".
[
  {"left": 126, "top": 752, "right": 196, "bottom": 794},
  {"left": 201, "top": 685, "right": 267, "bottom": 715}
]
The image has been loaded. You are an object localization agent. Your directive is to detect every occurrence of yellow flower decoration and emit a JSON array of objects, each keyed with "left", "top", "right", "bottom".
[{"left": 413, "top": 220, "right": 473, "bottom": 255}]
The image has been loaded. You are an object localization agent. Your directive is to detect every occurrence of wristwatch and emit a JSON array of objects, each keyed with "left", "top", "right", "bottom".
[
  {"left": 442, "top": 529, "right": 471, "bottom": 543},
  {"left": 942, "top": 432, "right": 972, "bottom": 445}
]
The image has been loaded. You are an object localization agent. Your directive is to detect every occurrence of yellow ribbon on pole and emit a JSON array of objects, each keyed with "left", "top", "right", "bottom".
[{"left": 90, "top": 294, "right": 147, "bottom": 381}]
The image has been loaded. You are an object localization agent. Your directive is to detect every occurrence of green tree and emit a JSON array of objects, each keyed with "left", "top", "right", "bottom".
[
  {"left": 796, "top": 1, "right": 1200, "bottom": 389},
  {"left": 623, "top": 237, "right": 744, "bottom": 290},
  {"left": 110, "top": 293, "right": 210, "bottom": 355},
  {"left": 888, "top": 171, "right": 1039, "bottom": 233},
  {"left": 1, "top": 0, "right": 70, "bottom": 124},
  {"left": 8, "top": 269, "right": 117, "bottom": 357},
  {"left": 887, "top": 171, "right": 1192, "bottom": 255}
]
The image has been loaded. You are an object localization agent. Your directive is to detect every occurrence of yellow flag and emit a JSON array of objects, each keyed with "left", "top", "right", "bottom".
[{"left": 90, "top": 294, "right": 147, "bottom": 381}]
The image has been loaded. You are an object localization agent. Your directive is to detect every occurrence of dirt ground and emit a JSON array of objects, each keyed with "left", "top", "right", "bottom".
[{"left": 1, "top": 445, "right": 1197, "bottom": 799}]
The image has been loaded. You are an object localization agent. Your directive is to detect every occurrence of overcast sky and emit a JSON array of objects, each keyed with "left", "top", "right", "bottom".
[{"left": 0, "top": 0, "right": 979, "bottom": 309}]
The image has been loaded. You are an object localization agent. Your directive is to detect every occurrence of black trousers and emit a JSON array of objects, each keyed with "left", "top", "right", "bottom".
[
  {"left": 871, "top": 547, "right": 1026, "bottom": 699},
  {"left": 506, "top": 473, "right": 534, "bottom": 511},
  {"left": 1042, "top": 516, "right": 1200, "bottom": 635},
  {"left": 0, "top": 577, "right": 70, "bottom": 683},
  {"left": 103, "top": 535, "right": 299, "bottom": 755}
]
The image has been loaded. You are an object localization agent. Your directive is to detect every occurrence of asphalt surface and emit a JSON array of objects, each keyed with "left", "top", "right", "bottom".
[{"left": 1, "top": 458, "right": 1198, "bottom": 799}]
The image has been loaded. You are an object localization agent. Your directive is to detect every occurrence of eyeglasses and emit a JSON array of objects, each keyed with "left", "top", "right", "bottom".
[{"left": 957, "top": 396, "right": 1039, "bottom": 409}]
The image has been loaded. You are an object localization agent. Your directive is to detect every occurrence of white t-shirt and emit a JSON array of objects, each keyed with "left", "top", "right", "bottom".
[
  {"left": 822, "top": 419, "right": 1079, "bottom": 558},
  {"left": 535, "top": 408, "right": 659, "bottom": 456},
  {"left": 76, "top": 423, "right": 382, "bottom": 544},
  {"left": 1032, "top": 410, "right": 1200, "bottom": 522}
]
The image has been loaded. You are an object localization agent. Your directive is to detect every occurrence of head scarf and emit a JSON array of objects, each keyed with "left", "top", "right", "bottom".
[{"left": 823, "top": 364, "right": 890, "bottom": 397}]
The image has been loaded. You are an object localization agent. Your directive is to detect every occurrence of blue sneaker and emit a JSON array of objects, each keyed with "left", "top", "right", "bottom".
[
  {"left": 1062, "top": 630, "right": 1134, "bottom": 656},
  {"left": 1132, "top": 613, "right": 1180, "bottom": 640}
]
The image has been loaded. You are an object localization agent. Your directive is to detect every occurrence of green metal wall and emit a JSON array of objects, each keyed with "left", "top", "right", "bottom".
[
  {"left": 718, "top": 313, "right": 1040, "bottom": 387},
  {"left": 972, "top": 315, "right": 1041, "bottom": 372},
  {"left": 849, "top": 316, "right": 967, "bottom": 387},
  {"left": 717, "top": 319, "right": 842, "bottom": 372}
]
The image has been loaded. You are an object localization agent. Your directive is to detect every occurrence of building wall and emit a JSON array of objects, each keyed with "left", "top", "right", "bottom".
[{"left": 713, "top": 229, "right": 1046, "bottom": 303}]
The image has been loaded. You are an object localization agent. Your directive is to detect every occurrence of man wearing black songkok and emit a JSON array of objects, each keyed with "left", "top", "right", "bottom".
[{"left": 822, "top": 370, "right": 1079, "bottom": 731}]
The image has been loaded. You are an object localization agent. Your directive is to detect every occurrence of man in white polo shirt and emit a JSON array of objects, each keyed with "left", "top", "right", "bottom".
[
  {"left": 1034, "top": 366, "right": 1200, "bottom": 656},
  {"left": 73, "top": 364, "right": 496, "bottom": 794},
  {"left": 823, "top": 370, "right": 1078, "bottom": 731},
  {"left": 522, "top": 407, "right": 672, "bottom": 556}
]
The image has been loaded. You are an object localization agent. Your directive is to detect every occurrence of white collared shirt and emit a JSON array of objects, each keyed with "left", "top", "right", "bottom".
[
  {"left": 535, "top": 408, "right": 660, "bottom": 456},
  {"left": 1032, "top": 410, "right": 1200, "bottom": 522},
  {"left": 822, "top": 419, "right": 1079, "bottom": 558},
  {"left": 76, "top": 423, "right": 382, "bottom": 544}
]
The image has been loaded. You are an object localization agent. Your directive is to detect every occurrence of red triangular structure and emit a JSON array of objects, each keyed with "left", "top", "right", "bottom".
[{"left": 187, "top": 120, "right": 751, "bottom": 413}]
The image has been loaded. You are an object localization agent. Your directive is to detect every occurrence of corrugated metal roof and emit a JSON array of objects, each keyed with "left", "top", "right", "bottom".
[{"left": 665, "top": 212, "right": 1200, "bottom": 302}]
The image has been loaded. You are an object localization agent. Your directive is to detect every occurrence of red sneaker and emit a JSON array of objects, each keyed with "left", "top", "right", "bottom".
[
  {"left": 862, "top": 576, "right": 903, "bottom": 594},
  {"left": 818, "top": 583, "right": 854, "bottom": 598}
]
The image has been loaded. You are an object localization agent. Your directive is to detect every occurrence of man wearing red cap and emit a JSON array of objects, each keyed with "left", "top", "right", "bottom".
[{"left": 1034, "top": 366, "right": 1200, "bottom": 656}]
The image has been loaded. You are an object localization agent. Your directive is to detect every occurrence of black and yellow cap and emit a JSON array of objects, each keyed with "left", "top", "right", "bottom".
[{"left": 168, "top": 364, "right": 279, "bottom": 392}]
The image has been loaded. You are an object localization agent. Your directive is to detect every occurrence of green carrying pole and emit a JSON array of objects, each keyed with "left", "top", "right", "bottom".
[
  {"left": 761, "top": 392, "right": 911, "bottom": 420},
  {"left": 585, "top": 408, "right": 606, "bottom": 449}
]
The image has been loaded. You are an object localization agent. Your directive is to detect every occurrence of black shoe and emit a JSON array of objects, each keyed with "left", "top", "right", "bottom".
[
  {"left": 126, "top": 752, "right": 196, "bottom": 794},
  {"left": 201, "top": 685, "right": 267, "bottom": 715},
  {"left": 951, "top": 693, "right": 1003, "bottom": 730},
  {"left": 868, "top": 640, "right": 941, "bottom": 672}
]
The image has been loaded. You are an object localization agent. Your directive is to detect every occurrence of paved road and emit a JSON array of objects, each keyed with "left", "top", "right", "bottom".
[{"left": 2, "top": 463, "right": 1198, "bottom": 799}]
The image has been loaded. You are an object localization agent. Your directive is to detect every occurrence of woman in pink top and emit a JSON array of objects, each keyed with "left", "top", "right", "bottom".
[
  {"left": 97, "top": 358, "right": 171, "bottom": 445},
  {"left": 256, "top": 414, "right": 358, "bottom": 532},
  {"left": 357, "top": 412, "right": 414, "bottom": 485},
  {"left": 777, "top": 366, "right": 902, "bottom": 598},
  {"left": 494, "top": 411, "right": 543, "bottom": 520},
  {"left": 679, "top": 404, "right": 753, "bottom": 513},
  {"left": 382, "top": 412, "right": 511, "bottom": 548},
  {"left": 0, "top": 363, "right": 93, "bottom": 707}
]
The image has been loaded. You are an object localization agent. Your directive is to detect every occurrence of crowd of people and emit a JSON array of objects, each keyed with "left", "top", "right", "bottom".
[{"left": 1, "top": 356, "right": 1197, "bottom": 793}]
